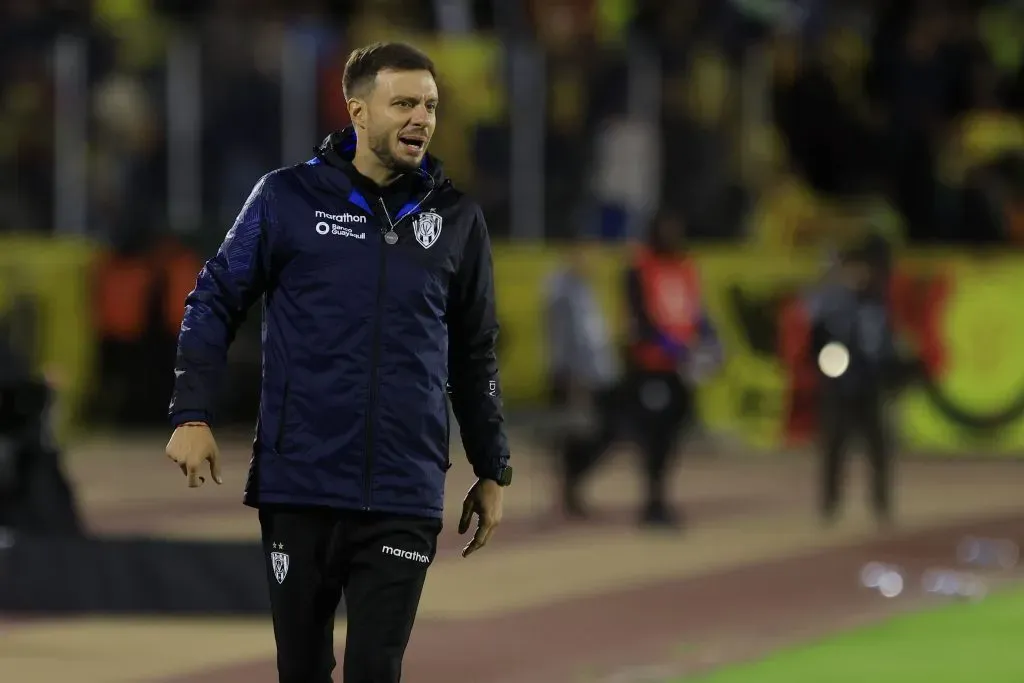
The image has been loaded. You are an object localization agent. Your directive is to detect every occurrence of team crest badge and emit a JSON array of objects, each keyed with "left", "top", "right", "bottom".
[
  {"left": 412, "top": 211, "right": 443, "bottom": 249},
  {"left": 271, "top": 551, "right": 289, "bottom": 584}
]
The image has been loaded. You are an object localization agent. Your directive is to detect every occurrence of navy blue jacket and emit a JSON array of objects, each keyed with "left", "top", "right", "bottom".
[{"left": 169, "top": 129, "right": 510, "bottom": 518}]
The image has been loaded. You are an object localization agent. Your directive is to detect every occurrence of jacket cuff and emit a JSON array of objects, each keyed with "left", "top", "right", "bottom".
[
  {"left": 471, "top": 455, "right": 508, "bottom": 482},
  {"left": 171, "top": 410, "right": 210, "bottom": 428}
]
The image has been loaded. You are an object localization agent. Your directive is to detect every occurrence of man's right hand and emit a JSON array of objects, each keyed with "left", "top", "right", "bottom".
[{"left": 165, "top": 422, "right": 223, "bottom": 488}]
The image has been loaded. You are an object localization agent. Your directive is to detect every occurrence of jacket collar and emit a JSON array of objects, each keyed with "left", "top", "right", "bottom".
[{"left": 314, "top": 127, "right": 446, "bottom": 192}]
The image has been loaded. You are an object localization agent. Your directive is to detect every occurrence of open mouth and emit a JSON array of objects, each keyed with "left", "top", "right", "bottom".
[{"left": 398, "top": 136, "right": 426, "bottom": 153}]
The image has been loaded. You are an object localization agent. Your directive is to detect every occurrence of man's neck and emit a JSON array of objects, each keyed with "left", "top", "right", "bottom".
[{"left": 352, "top": 145, "right": 398, "bottom": 187}]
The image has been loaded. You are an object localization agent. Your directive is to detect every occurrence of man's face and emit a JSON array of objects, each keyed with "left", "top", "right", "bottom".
[
  {"left": 356, "top": 68, "right": 438, "bottom": 173},
  {"left": 651, "top": 214, "right": 684, "bottom": 252}
]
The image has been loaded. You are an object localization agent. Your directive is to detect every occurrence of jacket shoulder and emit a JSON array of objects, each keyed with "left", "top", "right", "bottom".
[
  {"left": 249, "top": 162, "right": 335, "bottom": 219},
  {"left": 438, "top": 183, "right": 485, "bottom": 229},
  {"left": 264, "top": 161, "right": 321, "bottom": 194},
  {"left": 453, "top": 182, "right": 489, "bottom": 217},
  {"left": 240, "top": 165, "right": 303, "bottom": 207}
]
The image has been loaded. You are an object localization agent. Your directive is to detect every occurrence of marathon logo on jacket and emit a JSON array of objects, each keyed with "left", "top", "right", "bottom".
[
  {"left": 382, "top": 544, "right": 430, "bottom": 563},
  {"left": 314, "top": 210, "right": 367, "bottom": 239}
]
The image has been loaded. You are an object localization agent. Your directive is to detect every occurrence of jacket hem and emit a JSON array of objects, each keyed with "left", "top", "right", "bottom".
[{"left": 244, "top": 491, "right": 443, "bottom": 519}]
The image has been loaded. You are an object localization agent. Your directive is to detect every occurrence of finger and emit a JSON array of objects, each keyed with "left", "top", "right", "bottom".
[
  {"left": 462, "top": 521, "right": 493, "bottom": 558},
  {"left": 187, "top": 465, "right": 204, "bottom": 488},
  {"left": 458, "top": 497, "right": 474, "bottom": 535},
  {"left": 209, "top": 449, "right": 223, "bottom": 485},
  {"left": 462, "top": 536, "right": 482, "bottom": 557}
]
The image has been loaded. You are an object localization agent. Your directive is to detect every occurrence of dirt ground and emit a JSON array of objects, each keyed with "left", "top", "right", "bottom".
[{"left": 4, "top": 434, "right": 1024, "bottom": 683}]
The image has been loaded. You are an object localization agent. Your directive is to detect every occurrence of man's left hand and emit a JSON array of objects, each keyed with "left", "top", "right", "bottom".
[{"left": 458, "top": 478, "right": 503, "bottom": 557}]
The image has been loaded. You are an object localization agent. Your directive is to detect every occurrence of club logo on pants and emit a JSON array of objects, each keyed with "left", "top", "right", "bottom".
[
  {"left": 412, "top": 211, "right": 443, "bottom": 249},
  {"left": 271, "top": 551, "right": 290, "bottom": 584}
]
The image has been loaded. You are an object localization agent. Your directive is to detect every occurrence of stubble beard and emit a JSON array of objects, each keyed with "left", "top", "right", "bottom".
[{"left": 370, "top": 130, "right": 418, "bottom": 175}]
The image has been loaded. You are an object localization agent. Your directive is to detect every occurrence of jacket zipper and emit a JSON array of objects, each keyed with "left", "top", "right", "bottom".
[{"left": 361, "top": 188, "right": 436, "bottom": 510}]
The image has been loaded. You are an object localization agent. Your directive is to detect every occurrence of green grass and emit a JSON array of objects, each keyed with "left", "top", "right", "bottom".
[{"left": 669, "top": 586, "right": 1024, "bottom": 683}]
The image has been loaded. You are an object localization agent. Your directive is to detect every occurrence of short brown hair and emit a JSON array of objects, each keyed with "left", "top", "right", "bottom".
[{"left": 342, "top": 42, "right": 436, "bottom": 100}]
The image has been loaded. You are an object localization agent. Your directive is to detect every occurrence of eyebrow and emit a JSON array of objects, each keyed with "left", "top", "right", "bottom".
[{"left": 391, "top": 95, "right": 438, "bottom": 104}]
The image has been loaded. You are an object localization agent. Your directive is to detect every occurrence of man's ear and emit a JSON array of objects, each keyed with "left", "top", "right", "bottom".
[{"left": 347, "top": 98, "right": 366, "bottom": 130}]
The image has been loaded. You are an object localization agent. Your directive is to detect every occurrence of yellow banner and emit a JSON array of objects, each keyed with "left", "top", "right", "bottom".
[
  {"left": 0, "top": 236, "right": 97, "bottom": 437},
  {"left": 492, "top": 244, "right": 630, "bottom": 405},
  {"left": 2, "top": 238, "right": 1018, "bottom": 454},
  {"left": 491, "top": 245, "right": 814, "bottom": 448},
  {"left": 897, "top": 255, "right": 1024, "bottom": 452},
  {"left": 692, "top": 250, "right": 821, "bottom": 449},
  {"left": 492, "top": 245, "right": 1024, "bottom": 453}
]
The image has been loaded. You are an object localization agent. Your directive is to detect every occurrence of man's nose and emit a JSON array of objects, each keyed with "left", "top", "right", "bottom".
[{"left": 410, "top": 104, "right": 430, "bottom": 125}]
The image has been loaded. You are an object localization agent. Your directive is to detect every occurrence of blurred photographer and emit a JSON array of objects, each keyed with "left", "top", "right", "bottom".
[
  {"left": 545, "top": 239, "right": 624, "bottom": 518},
  {"left": 807, "top": 235, "right": 914, "bottom": 528}
]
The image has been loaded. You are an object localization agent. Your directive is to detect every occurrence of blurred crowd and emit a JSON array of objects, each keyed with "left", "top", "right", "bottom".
[
  {"left": 758, "top": 0, "right": 1024, "bottom": 248},
  {"left": 2, "top": 0, "right": 1024, "bottom": 249}
]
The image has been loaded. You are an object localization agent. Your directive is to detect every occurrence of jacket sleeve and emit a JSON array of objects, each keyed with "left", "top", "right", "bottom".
[
  {"left": 168, "top": 174, "right": 277, "bottom": 426},
  {"left": 447, "top": 206, "right": 510, "bottom": 481}
]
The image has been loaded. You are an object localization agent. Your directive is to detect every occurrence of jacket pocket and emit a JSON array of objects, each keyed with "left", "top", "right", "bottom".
[{"left": 275, "top": 380, "right": 290, "bottom": 453}]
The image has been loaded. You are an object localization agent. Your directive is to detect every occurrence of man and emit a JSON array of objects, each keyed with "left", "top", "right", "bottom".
[
  {"left": 164, "top": 42, "right": 512, "bottom": 683},
  {"left": 623, "top": 209, "right": 721, "bottom": 527},
  {"left": 807, "top": 235, "right": 906, "bottom": 527},
  {"left": 543, "top": 238, "right": 623, "bottom": 518},
  {"left": 562, "top": 210, "right": 719, "bottom": 527}
]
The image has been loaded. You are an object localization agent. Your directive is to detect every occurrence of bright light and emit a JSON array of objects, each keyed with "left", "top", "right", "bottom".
[
  {"left": 819, "top": 342, "right": 850, "bottom": 378},
  {"left": 878, "top": 571, "right": 904, "bottom": 598}
]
